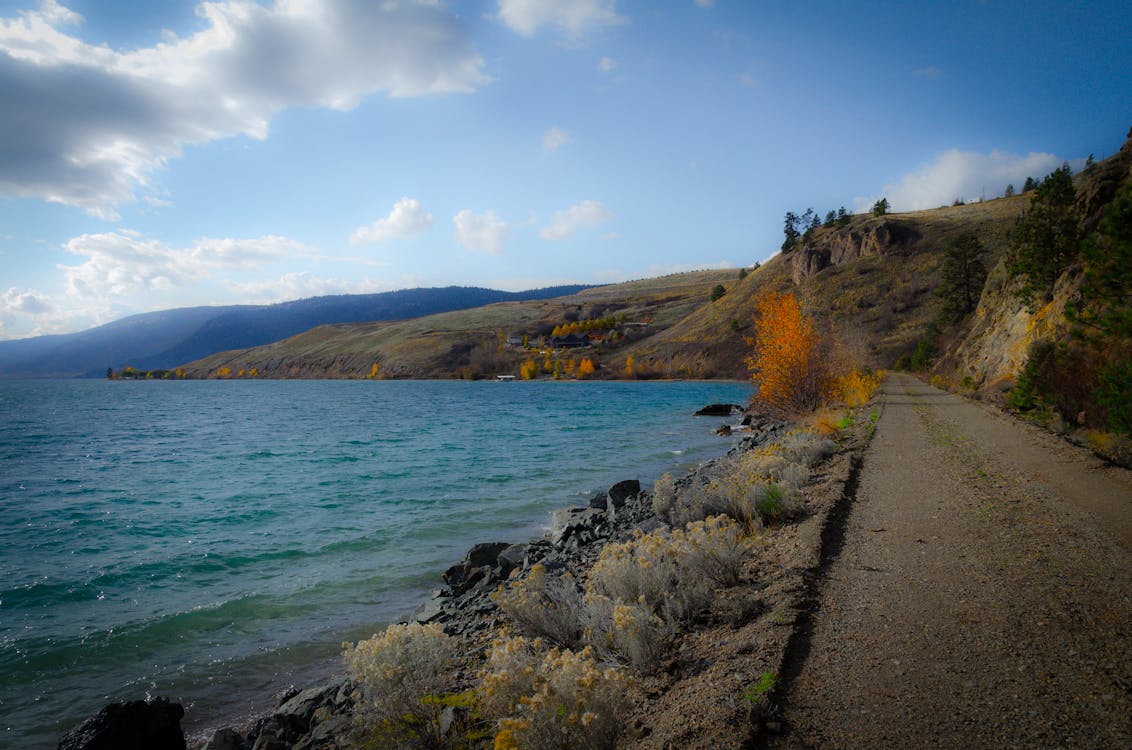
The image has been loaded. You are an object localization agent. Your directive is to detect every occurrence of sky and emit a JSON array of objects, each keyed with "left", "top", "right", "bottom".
[{"left": 0, "top": 0, "right": 1129, "bottom": 340}]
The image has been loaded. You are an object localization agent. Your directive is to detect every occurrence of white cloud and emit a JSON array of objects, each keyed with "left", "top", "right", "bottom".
[
  {"left": 223, "top": 271, "right": 398, "bottom": 304},
  {"left": 58, "top": 230, "right": 301, "bottom": 299},
  {"left": 598, "top": 55, "right": 617, "bottom": 72},
  {"left": 855, "top": 149, "right": 1067, "bottom": 213},
  {"left": 0, "top": 1, "right": 487, "bottom": 215},
  {"left": 2, "top": 286, "right": 54, "bottom": 315},
  {"left": 540, "top": 200, "right": 614, "bottom": 240},
  {"left": 453, "top": 209, "right": 509, "bottom": 254},
  {"left": 694, "top": 0, "right": 715, "bottom": 8},
  {"left": 350, "top": 197, "right": 434, "bottom": 245},
  {"left": 542, "top": 126, "right": 571, "bottom": 152},
  {"left": 496, "top": 0, "right": 625, "bottom": 37},
  {"left": 36, "top": 0, "right": 82, "bottom": 27}
]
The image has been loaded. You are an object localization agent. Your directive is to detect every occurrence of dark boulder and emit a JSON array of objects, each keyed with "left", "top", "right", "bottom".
[
  {"left": 607, "top": 479, "right": 640, "bottom": 509},
  {"left": 58, "top": 697, "right": 185, "bottom": 750},
  {"left": 695, "top": 403, "right": 743, "bottom": 416},
  {"left": 443, "top": 541, "right": 511, "bottom": 593}
]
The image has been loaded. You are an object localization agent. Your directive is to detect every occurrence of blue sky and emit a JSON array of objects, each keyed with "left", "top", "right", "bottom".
[{"left": 0, "top": 0, "right": 1129, "bottom": 339}]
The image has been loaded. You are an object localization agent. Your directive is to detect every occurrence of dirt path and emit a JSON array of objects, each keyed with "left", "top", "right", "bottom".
[{"left": 771, "top": 372, "right": 1132, "bottom": 749}]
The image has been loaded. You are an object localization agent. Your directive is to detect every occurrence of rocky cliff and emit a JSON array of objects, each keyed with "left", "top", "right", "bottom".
[
  {"left": 938, "top": 128, "right": 1132, "bottom": 394},
  {"left": 791, "top": 219, "right": 923, "bottom": 284}
]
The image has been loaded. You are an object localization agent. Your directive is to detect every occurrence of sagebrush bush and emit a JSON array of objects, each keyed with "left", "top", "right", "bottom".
[
  {"left": 343, "top": 623, "right": 459, "bottom": 748},
  {"left": 479, "top": 637, "right": 629, "bottom": 750},
  {"left": 584, "top": 515, "right": 754, "bottom": 672},
  {"left": 492, "top": 564, "right": 586, "bottom": 648},
  {"left": 678, "top": 515, "right": 752, "bottom": 587},
  {"left": 584, "top": 594, "right": 675, "bottom": 674},
  {"left": 587, "top": 529, "right": 701, "bottom": 620},
  {"left": 653, "top": 429, "right": 829, "bottom": 528}
]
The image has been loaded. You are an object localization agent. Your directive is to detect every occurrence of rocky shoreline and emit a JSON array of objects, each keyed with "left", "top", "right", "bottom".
[{"left": 59, "top": 409, "right": 871, "bottom": 750}]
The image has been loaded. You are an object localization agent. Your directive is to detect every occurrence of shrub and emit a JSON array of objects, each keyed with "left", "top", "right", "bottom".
[
  {"left": 343, "top": 623, "right": 460, "bottom": 748},
  {"left": 653, "top": 430, "right": 829, "bottom": 528},
  {"left": 679, "top": 515, "right": 752, "bottom": 587},
  {"left": 836, "top": 369, "right": 882, "bottom": 407},
  {"left": 584, "top": 594, "right": 675, "bottom": 674},
  {"left": 479, "top": 637, "right": 629, "bottom": 750},
  {"left": 492, "top": 565, "right": 586, "bottom": 648},
  {"left": 587, "top": 530, "right": 702, "bottom": 620}
]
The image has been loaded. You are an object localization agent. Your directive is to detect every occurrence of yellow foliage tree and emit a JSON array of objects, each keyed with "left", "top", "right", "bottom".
[
  {"left": 217, "top": 366, "right": 232, "bottom": 378},
  {"left": 520, "top": 360, "right": 539, "bottom": 380},
  {"left": 369, "top": 362, "right": 379, "bottom": 379},
  {"left": 624, "top": 355, "right": 635, "bottom": 378},
  {"left": 745, "top": 290, "right": 831, "bottom": 416},
  {"left": 577, "top": 358, "right": 596, "bottom": 379}
]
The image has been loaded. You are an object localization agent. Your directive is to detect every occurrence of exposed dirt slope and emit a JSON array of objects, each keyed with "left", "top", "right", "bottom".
[{"left": 772, "top": 372, "right": 1132, "bottom": 749}]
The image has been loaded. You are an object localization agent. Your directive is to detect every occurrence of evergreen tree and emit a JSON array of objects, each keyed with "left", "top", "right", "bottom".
[
  {"left": 1004, "top": 184, "right": 1015, "bottom": 197},
  {"left": 782, "top": 211, "right": 800, "bottom": 251},
  {"left": 710, "top": 284, "right": 726, "bottom": 302},
  {"left": 872, "top": 198, "right": 889, "bottom": 216},
  {"left": 1066, "top": 182, "right": 1132, "bottom": 339},
  {"left": 824, "top": 210, "right": 836, "bottom": 226},
  {"left": 1023, "top": 176, "right": 1038, "bottom": 192},
  {"left": 1008, "top": 165, "right": 1080, "bottom": 308},
  {"left": 836, "top": 206, "right": 851, "bottom": 226},
  {"left": 937, "top": 233, "right": 987, "bottom": 322}
]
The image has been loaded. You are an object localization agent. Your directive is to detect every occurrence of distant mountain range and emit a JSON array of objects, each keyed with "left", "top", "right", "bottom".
[{"left": 0, "top": 286, "right": 591, "bottom": 378}]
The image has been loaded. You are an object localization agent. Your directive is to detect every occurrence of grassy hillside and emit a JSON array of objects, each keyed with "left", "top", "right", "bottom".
[
  {"left": 180, "top": 195, "right": 1030, "bottom": 381},
  {"left": 180, "top": 270, "right": 737, "bottom": 379}
]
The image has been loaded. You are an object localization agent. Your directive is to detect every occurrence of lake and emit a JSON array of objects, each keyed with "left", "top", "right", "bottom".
[{"left": 0, "top": 378, "right": 750, "bottom": 746}]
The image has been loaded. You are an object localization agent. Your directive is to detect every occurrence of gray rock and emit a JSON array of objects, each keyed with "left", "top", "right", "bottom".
[
  {"left": 497, "top": 543, "right": 529, "bottom": 574},
  {"left": 607, "top": 479, "right": 640, "bottom": 508},
  {"left": 203, "top": 728, "right": 250, "bottom": 750},
  {"left": 411, "top": 594, "right": 449, "bottom": 624}
]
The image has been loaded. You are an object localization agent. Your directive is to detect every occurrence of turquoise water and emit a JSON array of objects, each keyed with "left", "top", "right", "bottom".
[{"left": 0, "top": 379, "right": 750, "bottom": 746}]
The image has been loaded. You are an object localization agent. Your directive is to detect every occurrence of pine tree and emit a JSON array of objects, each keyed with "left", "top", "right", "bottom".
[
  {"left": 937, "top": 233, "right": 987, "bottom": 322},
  {"left": 1008, "top": 165, "right": 1080, "bottom": 308},
  {"left": 1066, "top": 182, "right": 1132, "bottom": 339}
]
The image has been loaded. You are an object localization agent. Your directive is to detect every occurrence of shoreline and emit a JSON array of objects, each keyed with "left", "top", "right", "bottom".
[
  {"left": 166, "top": 405, "right": 757, "bottom": 747},
  {"left": 172, "top": 408, "right": 873, "bottom": 749}
]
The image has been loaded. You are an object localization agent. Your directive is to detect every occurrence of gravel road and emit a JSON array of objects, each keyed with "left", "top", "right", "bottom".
[{"left": 771, "top": 372, "right": 1132, "bottom": 749}]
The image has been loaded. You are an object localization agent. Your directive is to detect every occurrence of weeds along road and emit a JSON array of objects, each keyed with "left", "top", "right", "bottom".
[{"left": 772, "top": 372, "right": 1132, "bottom": 749}]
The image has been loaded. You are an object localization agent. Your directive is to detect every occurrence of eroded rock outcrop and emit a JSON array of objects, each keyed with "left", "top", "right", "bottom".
[{"left": 791, "top": 219, "right": 922, "bottom": 284}]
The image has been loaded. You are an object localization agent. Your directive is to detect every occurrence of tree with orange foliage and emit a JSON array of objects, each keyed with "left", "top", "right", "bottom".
[
  {"left": 577, "top": 358, "right": 596, "bottom": 379},
  {"left": 744, "top": 290, "right": 831, "bottom": 416}
]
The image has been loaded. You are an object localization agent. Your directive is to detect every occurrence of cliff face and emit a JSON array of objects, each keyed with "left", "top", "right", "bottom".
[
  {"left": 938, "top": 128, "right": 1132, "bottom": 393},
  {"left": 791, "top": 219, "right": 922, "bottom": 284}
]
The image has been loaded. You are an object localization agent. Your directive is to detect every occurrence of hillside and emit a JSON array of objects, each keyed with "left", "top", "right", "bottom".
[
  {"left": 179, "top": 271, "right": 736, "bottom": 379},
  {"left": 0, "top": 285, "right": 589, "bottom": 378},
  {"left": 181, "top": 200, "right": 1027, "bottom": 381}
]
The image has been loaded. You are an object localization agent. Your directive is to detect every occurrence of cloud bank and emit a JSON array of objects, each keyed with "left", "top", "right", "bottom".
[
  {"left": 856, "top": 149, "right": 1068, "bottom": 212},
  {"left": 0, "top": 0, "right": 487, "bottom": 216},
  {"left": 58, "top": 230, "right": 302, "bottom": 299}
]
